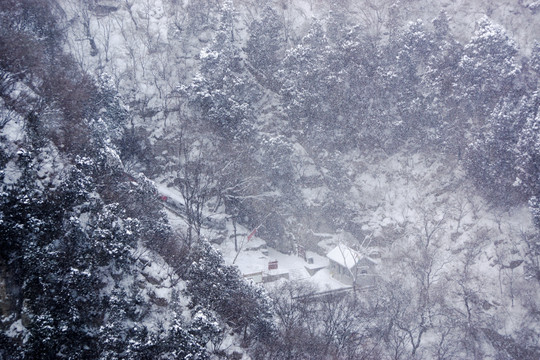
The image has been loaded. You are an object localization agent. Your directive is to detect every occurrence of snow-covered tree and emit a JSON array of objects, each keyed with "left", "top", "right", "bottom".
[
  {"left": 457, "top": 17, "right": 520, "bottom": 120},
  {"left": 246, "top": 6, "right": 286, "bottom": 81},
  {"left": 186, "top": 240, "right": 275, "bottom": 343},
  {"left": 183, "top": 1, "right": 260, "bottom": 141},
  {"left": 515, "top": 94, "right": 540, "bottom": 199}
]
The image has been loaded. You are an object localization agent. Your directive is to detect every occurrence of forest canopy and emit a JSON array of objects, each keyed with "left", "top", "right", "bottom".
[{"left": 1, "top": 0, "right": 540, "bottom": 359}]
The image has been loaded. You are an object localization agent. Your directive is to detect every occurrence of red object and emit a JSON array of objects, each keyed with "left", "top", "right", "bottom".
[
  {"left": 247, "top": 228, "right": 257, "bottom": 241},
  {"left": 159, "top": 195, "right": 168, "bottom": 201},
  {"left": 268, "top": 261, "right": 278, "bottom": 270}
]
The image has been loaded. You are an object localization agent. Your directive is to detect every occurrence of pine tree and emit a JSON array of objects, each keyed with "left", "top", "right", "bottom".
[
  {"left": 515, "top": 93, "right": 540, "bottom": 198},
  {"left": 186, "top": 240, "right": 275, "bottom": 342},
  {"left": 457, "top": 17, "right": 520, "bottom": 120},
  {"left": 183, "top": 0, "right": 260, "bottom": 141},
  {"left": 421, "top": 11, "right": 464, "bottom": 153},
  {"left": 385, "top": 19, "right": 435, "bottom": 140},
  {"left": 465, "top": 99, "right": 523, "bottom": 202},
  {"left": 246, "top": 6, "right": 286, "bottom": 80},
  {"left": 278, "top": 21, "right": 338, "bottom": 142}
]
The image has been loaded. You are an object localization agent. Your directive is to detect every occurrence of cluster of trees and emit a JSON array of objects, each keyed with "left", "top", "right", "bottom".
[
  {"left": 269, "top": 9, "right": 539, "bottom": 207},
  {"left": 256, "top": 282, "right": 381, "bottom": 360},
  {"left": 56, "top": 1, "right": 539, "bottom": 245},
  {"left": 252, "top": 219, "right": 540, "bottom": 360},
  {"left": 0, "top": 1, "right": 276, "bottom": 358},
  {"left": 2, "top": 0, "right": 539, "bottom": 358},
  {"left": 174, "top": 2, "right": 540, "bottom": 250},
  {"left": 171, "top": 3, "right": 540, "bottom": 357}
]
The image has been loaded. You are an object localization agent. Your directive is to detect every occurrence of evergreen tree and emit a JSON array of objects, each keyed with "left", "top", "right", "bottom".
[
  {"left": 246, "top": 6, "right": 286, "bottom": 82},
  {"left": 183, "top": 1, "right": 260, "bottom": 140},
  {"left": 186, "top": 240, "right": 275, "bottom": 342},
  {"left": 515, "top": 92, "right": 540, "bottom": 199},
  {"left": 421, "top": 11, "right": 464, "bottom": 154},
  {"left": 457, "top": 17, "right": 520, "bottom": 120},
  {"left": 384, "top": 19, "right": 435, "bottom": 140},
  {"left": 278, "top": 21, "right": 340, "bottom": 144},
  {"left": 465, "top": 99, "right": 523, "bottom": 202},
  {"left": 162, "top": 315, "right": 208, "bottom": 360}
]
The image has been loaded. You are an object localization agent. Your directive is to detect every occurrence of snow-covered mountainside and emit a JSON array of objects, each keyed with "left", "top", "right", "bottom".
[{"left": 2, "top": 0, "right": 540, "bottom": 359}]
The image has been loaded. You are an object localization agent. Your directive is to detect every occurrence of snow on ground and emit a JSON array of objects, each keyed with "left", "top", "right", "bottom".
[
  {"left": 156, "top": 181, "right": 184, "bottom": 202},
  {"left": 332, "top": 147, "right": 538, "bottom": 337},
  {"left": 310, "top": 268, "right": 351, "bottom": 291},
  {"left": 216, "top": 224, "right": 351, "bottom": 292},
  {"left": 6, "top": 320, "right": 27, "bottom": 339},
  {"left": 216, "top": 221, "right": 327, "bottom": 281},
  {"left": 158, "top": 177, "right": 350, "bottom": 291},
  {"left": 157, "top": 142, "right": 536, "bottom": 321},
  {"left": 0, "top": 106, "right": 24, "bottom": 143}
]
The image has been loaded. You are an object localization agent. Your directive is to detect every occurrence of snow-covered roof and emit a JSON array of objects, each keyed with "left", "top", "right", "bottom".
[
  {"left": 326, "top": 244, "right": 362, "bottom": 269},
  {"left": 326, "top": 244, "right": 377, "bottom": 269}
]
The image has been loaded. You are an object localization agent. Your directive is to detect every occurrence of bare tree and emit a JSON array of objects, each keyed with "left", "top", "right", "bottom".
[
  {"left": 521, "top": 229, "right": 540, "bottom": 283},
  {"left": 266, "top": 281, "right": 381, "bottom": 359},
  {"left": 450, "top": 193, "right": 472, "bottom": 233},
  {"left": 444, "top": 230, "right": 492, "bottom": 359},
  {"left": 417, "top": 204, "right": 447, "bottom": 248},
  {"left": 318, "top": 292, "right": 373, "bottom": 359},
  {"left": 96, "top": 16, "right": 113, "bottom": 64},
  {"left": 379, "top": 201, "right": 451, "bottom": 358},
  {"left": 173, "top": 137, "right": 216, "bottom": 246},
  {"left": 374, "top": 280, "right": 419, "bottom": 359},
  {"left": 0, "top": 104, "right": 16, "bottom": 130}
]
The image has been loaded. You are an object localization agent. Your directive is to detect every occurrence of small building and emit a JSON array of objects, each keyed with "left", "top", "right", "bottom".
[{"left": 326, "top": 244, "right": 378, "bottom": 286}]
